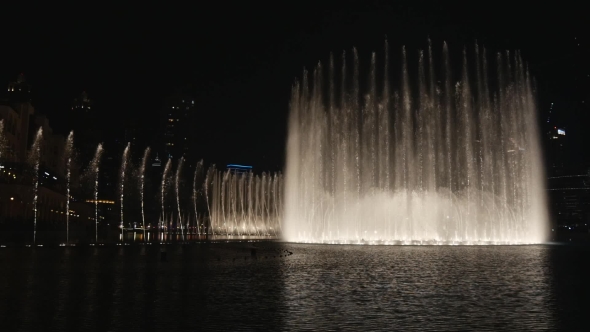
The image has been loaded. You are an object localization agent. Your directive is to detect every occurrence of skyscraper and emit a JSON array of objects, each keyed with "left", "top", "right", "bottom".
[
  {"left": 7, "top": 73, "right": 31, "bottom": 103},
  {"left": 161, "top": 94, "right": 196, "bottom": 164},
  {"left": 69, "top": 91, "right": 105, "bottom": 171}
]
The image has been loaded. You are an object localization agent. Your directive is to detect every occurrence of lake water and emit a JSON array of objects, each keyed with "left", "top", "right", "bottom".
[{"left": 1, "top": 243, "right": 588, "bottom": 331}]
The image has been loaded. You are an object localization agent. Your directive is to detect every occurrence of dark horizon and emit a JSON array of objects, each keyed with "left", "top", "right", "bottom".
[{"left": 1, "top": 3, "right": 587, "bottom": 171}]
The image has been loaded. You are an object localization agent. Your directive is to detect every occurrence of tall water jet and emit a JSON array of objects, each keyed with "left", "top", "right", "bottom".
[
  {"left": 203, "top": 165, "right": 215, "bottom": 237},
  {"left": 64, "top": 131, "right": 74, "bottom": 245},
  {"left": 119, "top": 143, "right": 130, "bottom": 241},
  {"left": 284, "top": 41, "right": 547, "bottom": 244},
  {"left": 175, "top": 158, "right": 184, "bottom": 241},
  {"left": 160, "top": 159, "right": 172, "bottom": 233},
  {"left": 0, "top": 120, "right": 5, "bottom": 163},
  {"left": 139, "top": 147, "right": 150, "bottom": 242},
  {"left": 193, "top": 160, "right": 204, "bottom": 235},
  {"left": 207, "top": 168, "right": 283, "bottom": 236},
  {"left": 29, "top": 128, "right": 43, "bottom": 245},
  {"left": 89, "top": 144, "right": 104, "bottom": 243}
]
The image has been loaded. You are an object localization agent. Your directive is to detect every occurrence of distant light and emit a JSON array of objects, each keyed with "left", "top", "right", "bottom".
[
  {"left": 558, "top": 129, "right": 566, "bottom": 135},
  {"left": 44, "top": 172, "right": 49, "bottom": 176},
  {"left": 10, "top": 197, "right": 14, "bottom": 201},
  {"left": 227, "top": 164, "right": 252, "bottom": 169},
  {"left": 52, "top": 176, "right": 57, "bottom": 180}
]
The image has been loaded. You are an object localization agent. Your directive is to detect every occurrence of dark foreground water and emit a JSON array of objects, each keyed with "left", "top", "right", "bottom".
[{"left": 1, "top": 243, "right": 588, "bottom": 331}]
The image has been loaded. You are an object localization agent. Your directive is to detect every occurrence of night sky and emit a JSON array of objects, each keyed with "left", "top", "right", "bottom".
[{"left": 1, "top": 2, "right": 587, "bottom": 171}]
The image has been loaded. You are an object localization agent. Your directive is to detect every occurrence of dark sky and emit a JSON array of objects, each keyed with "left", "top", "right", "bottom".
[{"left": 1, "top": 2, "right": 587, "bottom": 171}]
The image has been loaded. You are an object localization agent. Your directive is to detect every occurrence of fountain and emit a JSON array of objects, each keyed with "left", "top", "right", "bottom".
[
  {"left": 64, "top": 131, "right": 74, "bottom": 245},
  {"left": 89, "top": 144, "right": 103, "bottom": 243},
  {"left": 119, "top": 143, "right": 130, "bottom": 241},
  {"left": 175, "top": 157, "right": 184, "bottom": 241},
  {"left": 139, "top": 147, "right": 150, "bottom": 242},
  {"left": 284, "top": 41, "right": 548, "bottom": 244},
  {"left": 193, "top": 160, "right": 204, "bottom": 235},
  {"left": 160, "top": 158, "right": 172, "bottom": 236},
  {"left": 0, "top": 120, "right": 5, "bottom": 164},
  {"left": 29, "top": 128, "right": 43, "bottom": 245},
  {"left": 206, "top": 167, "right": 283, "bottom": 237}
]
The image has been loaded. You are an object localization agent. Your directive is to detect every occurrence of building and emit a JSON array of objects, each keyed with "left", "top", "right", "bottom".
[
  {"left": 0, "top": 74, "right": 34, "bottom": 164},
  {"left": 0, "top": 77, "right": 93, "bottom": 242},
  {"left": 546, "top": 125, "right": 568, "bottom": 176},
  {"left": 124, "top": 118, "right": 152, "bottom": 163},
  {"left": 161, "top": 94, "right": 196, "bottom": 163},
  {"left": 547, "top": 166, "right": 590, "bottom": 231},
  {"left": 0, "top": 103, "right": 23, "bottom": 163},
  {"left": 70, "top": 91, "right": 102, "bottom": 168},
  {"left": 7, "top": 73, "right": 31, "bottom": 103}
]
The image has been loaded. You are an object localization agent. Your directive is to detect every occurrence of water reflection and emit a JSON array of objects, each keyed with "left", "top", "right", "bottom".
[{"left": 0, "top": 244, "right": 588, "bottom": 331}]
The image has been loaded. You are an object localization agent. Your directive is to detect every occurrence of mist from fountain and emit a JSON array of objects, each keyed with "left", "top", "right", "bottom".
[
  {"left": 284, "top": 41, "right": 548, "bottom": 245},
  {"left": 139, "top": 147, "right": 150, "bottom": 242},
  {"left": 28, "top": 128, "right": 43, "bottom": 245},
  {"left": 88, "top": 144, "right": 103, "bottom": 243},
  {"left": 119, "top": 143, "right": 130, "bottom": 241},
  {"left": 64, "top": 131, "right": 74, "bottom": 245}
]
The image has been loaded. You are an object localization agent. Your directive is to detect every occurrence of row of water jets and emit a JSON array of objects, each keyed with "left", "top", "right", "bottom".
[
  {"left": 285, "top": 40, "right": 547, "bottom": 244},
  {"left": 0, "top": 123, "right": 283, "bottom": 244}
]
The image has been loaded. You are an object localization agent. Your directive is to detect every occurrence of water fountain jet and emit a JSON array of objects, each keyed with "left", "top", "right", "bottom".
[
  {"left": 29, "top": 128, "right": 43, "bottom": 245},
  {"left": 160, "top": 159, "right": 172, "bottom": 239},
  {"left": 175, "top": 158, "right": 184, "bottom": 241},
  {"left": 139, "top": 147, "right": 150, "bottom": 242},
  {"left": 119, "top": 143, "right": 130, "bottom": 241},
  {"left": 64, "top": 131, "right": 74, "bottom": 245},
  {"left": 89, "top": 144, "right": 103, "bottom": 243},
  {"left": 284, "top": 41, "right": 547, "bottom": 244}
]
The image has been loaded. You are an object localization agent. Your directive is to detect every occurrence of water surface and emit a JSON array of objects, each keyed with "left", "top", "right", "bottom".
[{"left": 1, "top": 243, "right": 588, "bottom": 331}]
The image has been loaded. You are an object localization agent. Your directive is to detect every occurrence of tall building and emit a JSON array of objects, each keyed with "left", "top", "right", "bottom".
[
  {"left": 546, "top": 125, "right": 568, "bottom": 176},
  {"left": 70, "top": 91, "right": 101, "bottom": 167},
  {"left": 161, "top": 94, "right": 196, "bottom": 163},
  {"left": 0, "top": 74, "right": 34, "bottom": 164},
  {"left": 547, "top": 166, "right": 590, "bottom": 229},
  {"left": 7, "top": 73, "right": 31, "bottom": 103},
  {"left": 0, "top": 81, "right": 93, "bottom": 232}
]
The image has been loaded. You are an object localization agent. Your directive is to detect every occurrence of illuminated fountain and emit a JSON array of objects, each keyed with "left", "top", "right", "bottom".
[
  {"left": 175, "top": 157, "right": 184, "bottom": 241},
  {"left": 88, "top": 144, "right": 103, "bottom": 243},
  {"left": 160, "top": 158, "right": 172, "bottom": 237},
  {"left": 119, "top": 143, "right": 130, "bottom": 241},
  {"left": 206, "top": 167, "right": 282, "bottom": 237},
  {"left": 284, "top": 41, "right": 548, "bottom": 245},
  {"left": 193, "top": 160, "right": 205, "bottom": 235},
  {"left": 29, "top": 128, "right": 43, "bottom": 245},
  {"left": 64, "top": 131, "right": 74, "bottom": 244},
  {"left": 139, "top": 147, "right": 150, "bottom": 241},
  {"left": 0, "top": 120, "right": 5, "bottom": 163}
]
